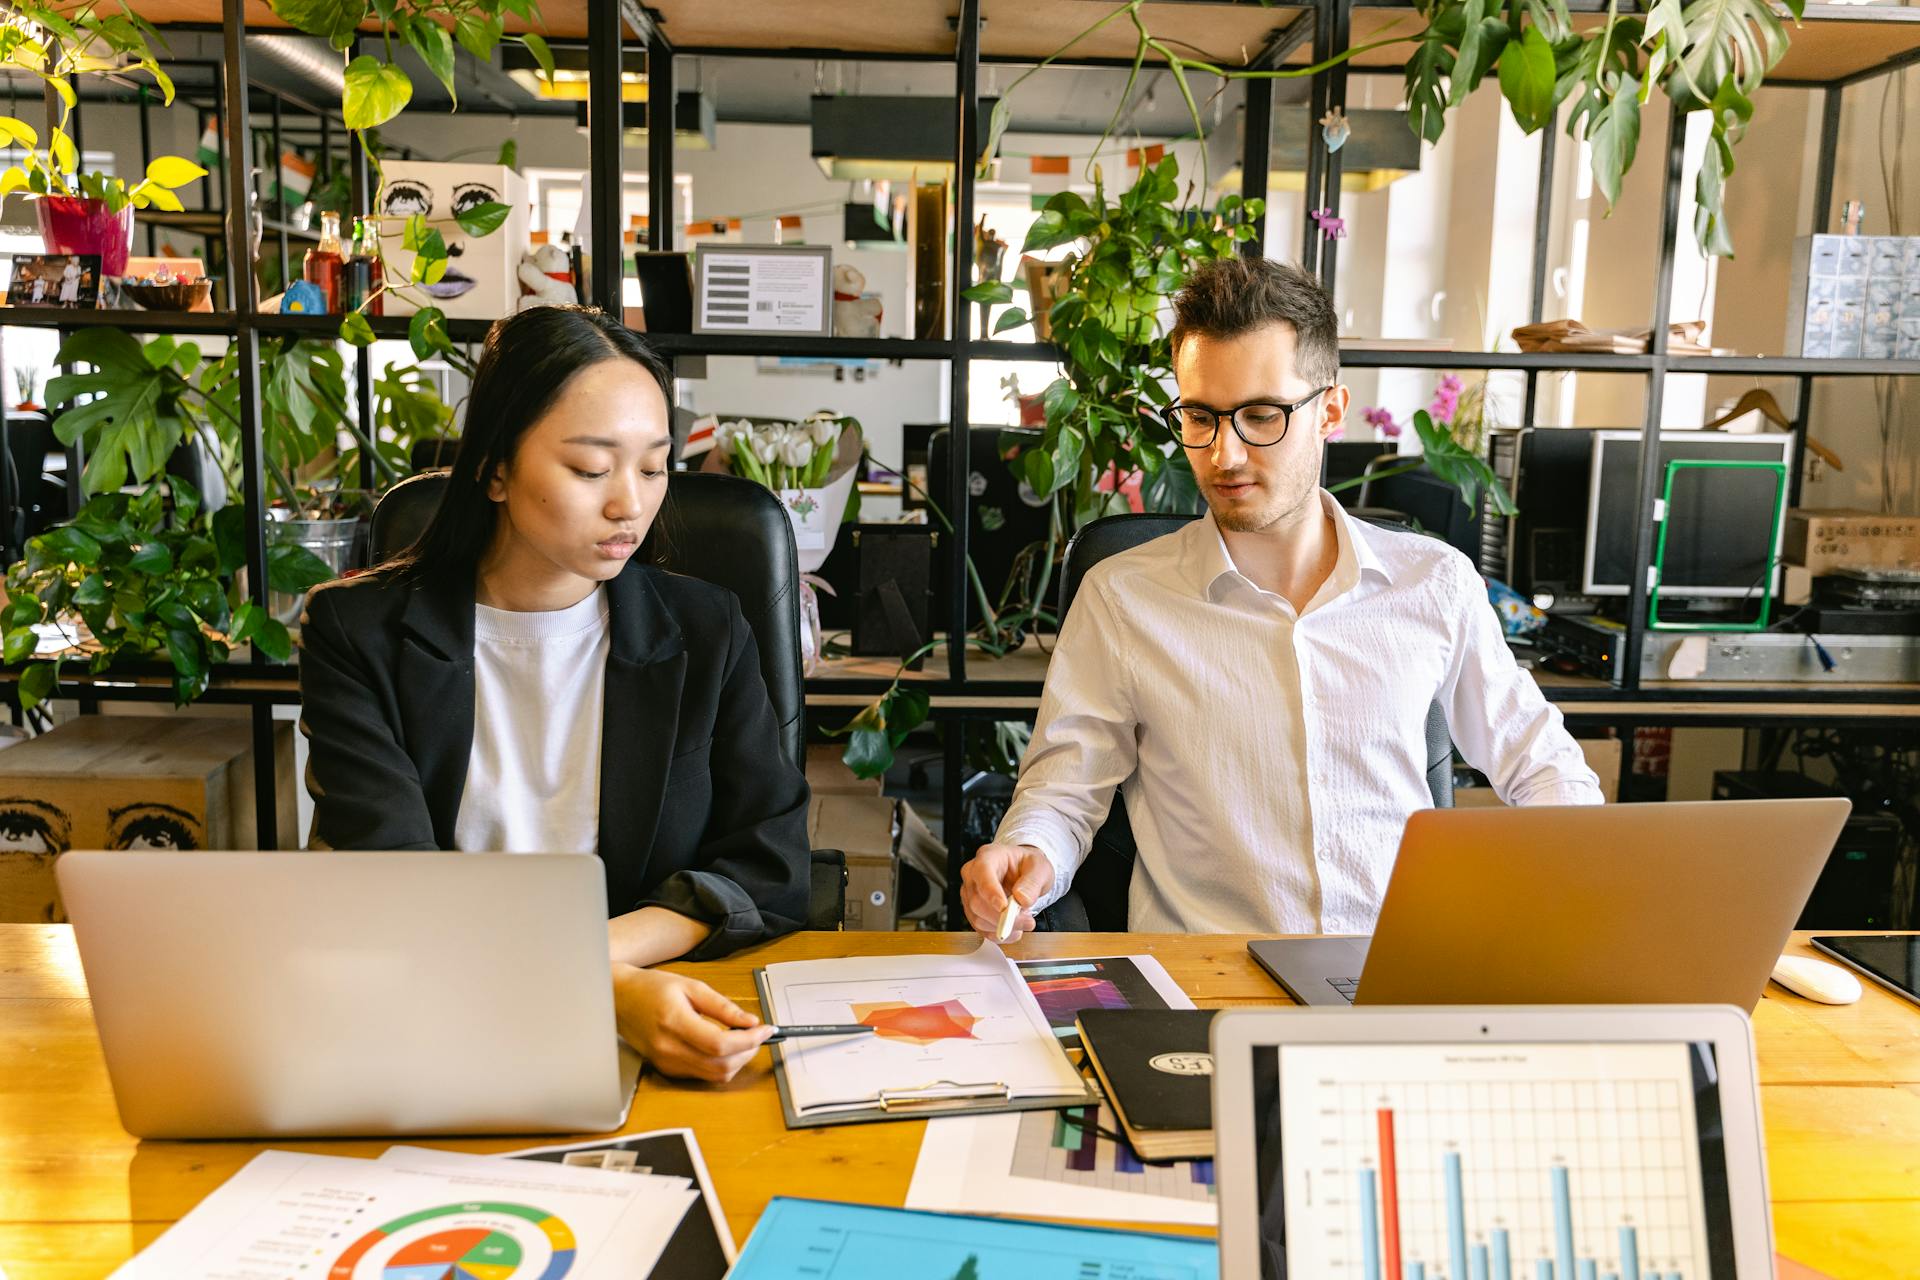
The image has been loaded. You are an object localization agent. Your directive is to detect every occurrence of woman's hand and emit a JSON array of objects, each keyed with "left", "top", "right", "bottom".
[{"left": 612, "top": 962, "right": 773, "bottom": 1083}]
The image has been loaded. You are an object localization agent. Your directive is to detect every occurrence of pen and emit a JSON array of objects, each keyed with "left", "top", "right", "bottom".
[
  {"left": 763, "top": 1024, "right": 877, "bottom": 1045},
  {"left": 996, "top": 896, "right": 1020, "bottom": 943}
]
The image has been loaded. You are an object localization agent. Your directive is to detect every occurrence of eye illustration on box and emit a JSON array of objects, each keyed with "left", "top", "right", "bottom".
[
  {"left": 379, "top": 179, "right": 433, "bottom": 219},
  {"left": 377, "top": 177, "right": 478, "bottom": 301},
  {"left": 451, "top": 182, "right": 498, "bottom": 219},
  {"left": 107, "top": 802, "right": 202, "bottom": 851},
  {"left": 0, "top": 797, "right": 71, "bottom": 855}
]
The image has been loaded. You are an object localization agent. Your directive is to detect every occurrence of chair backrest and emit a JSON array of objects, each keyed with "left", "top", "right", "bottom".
[
  {"left": 367, "top": 469, "right": 805, "bottom": 771},
  {"left": 1, "top": 412, "right": 57, "bottom": 562},
  {"left": 1039, "top": 510, "right": 1454, "bottom": 931}
]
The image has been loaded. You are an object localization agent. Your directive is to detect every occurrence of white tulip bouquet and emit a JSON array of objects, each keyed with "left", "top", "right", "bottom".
[
  {"left": 713, "top": 412, "right": 852, "bottom": 492},
  {"left": 705, "top": 410, "right": 865, "bottom": 675}
]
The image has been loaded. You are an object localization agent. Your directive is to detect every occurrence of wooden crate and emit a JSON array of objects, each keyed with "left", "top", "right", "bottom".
[{"left": 0, "top": 715, "right": 297, "bottom": 923}]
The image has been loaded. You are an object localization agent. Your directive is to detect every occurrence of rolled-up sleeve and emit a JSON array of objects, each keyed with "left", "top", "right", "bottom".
[
  {"left": 633, "top": 596, "right": 809, "bottom": 958},
  {"left": 994, "top": 576, "right": 1139, "bottom": 912},
  {"left": 1439, "top": 557, "right": 1604, "bottom": 807}
]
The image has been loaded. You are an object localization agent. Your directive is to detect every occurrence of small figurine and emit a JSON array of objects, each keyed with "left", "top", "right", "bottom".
[
  {"left": 1320, "top": 107, "right": 1351, "bottom": 154},
  {"left": 280, "top": 279, "right": 327, "bottom": 314},
  {"left": 515, "top": 242, "right": 578, "bottom": 311},
  {"left": 831, "top": 263, "right": 883, "bottom": 338}
]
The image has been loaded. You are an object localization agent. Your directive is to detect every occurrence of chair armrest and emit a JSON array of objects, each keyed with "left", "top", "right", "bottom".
[
  {"left": 808, "top": 848, "right": 848, "bottom": 931},
  {"left": 1034, "top": 890, "right": 1091, "bottom": 933}
]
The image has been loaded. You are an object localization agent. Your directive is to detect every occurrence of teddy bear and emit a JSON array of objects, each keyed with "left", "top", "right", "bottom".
[
  {"left": 831, "top": 262, "right": 883, "bottom": 338},
  {"left": 515, "top": 242, "right": 578, "bottom": 312}
]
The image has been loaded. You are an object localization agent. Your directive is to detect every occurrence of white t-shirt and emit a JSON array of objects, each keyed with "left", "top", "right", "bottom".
[{"left": 453, "top": 586, "right": 609, "bottom": 854}]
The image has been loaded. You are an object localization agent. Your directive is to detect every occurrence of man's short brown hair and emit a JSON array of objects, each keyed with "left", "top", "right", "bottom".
[{"left": 1170, "top": 257, "right": 1339, "bottom": 387}]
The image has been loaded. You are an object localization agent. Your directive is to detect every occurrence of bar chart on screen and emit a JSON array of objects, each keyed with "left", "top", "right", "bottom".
[{"left": 1276, "top": 1042, "right": 1718, "bottom": 1280}]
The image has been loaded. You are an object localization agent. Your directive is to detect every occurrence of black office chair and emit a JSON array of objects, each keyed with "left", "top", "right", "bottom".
[
  {"left": 1033, "top": 512, "right": 1456, "bottom": 932},
  {"left": 367, "top": 469, "right": 847, "bottom": 928},
  {"left": 408, "top": 437, "right": 460, "bottom": 473},
  {"left": 2, "top": 412, "right": 61, "bottom": 564}
]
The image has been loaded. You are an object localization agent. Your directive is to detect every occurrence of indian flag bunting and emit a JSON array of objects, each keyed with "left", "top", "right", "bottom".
[
  {"left": 276, "top": 150, "right": 314, "bottom": 204},
  {"left": 685, "top": 217, "right": 742, "bottom": 242},
  {"left": 196, "top": 118, "right": 221, "bottom": 167},
  {"left": 774, "top": 214, "right": 804, "bottom": 244},
  {"left": 1125, "top": 144, "right": 1166, "bottom": 170},
  {"left": 1028, "top": 155, "right": 1070, "bottom": 210}
]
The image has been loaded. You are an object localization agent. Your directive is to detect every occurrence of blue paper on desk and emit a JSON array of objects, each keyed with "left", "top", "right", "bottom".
[{"left": 730, "top": 1197, "right": 1218, "bottom": 1279}]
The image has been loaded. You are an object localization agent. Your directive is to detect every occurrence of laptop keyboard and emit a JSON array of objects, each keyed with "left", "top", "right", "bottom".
[{"left": 1327, "top": 976, "right": 1360, "bottom": 1003}]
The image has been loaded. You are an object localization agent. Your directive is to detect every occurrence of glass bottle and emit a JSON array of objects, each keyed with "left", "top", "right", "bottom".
[
  {"left": 302, "top": 211, "right": 344, "bottom": 312},
  {"left": 356, "top": 215, "right": 385, "bottom": 318}
]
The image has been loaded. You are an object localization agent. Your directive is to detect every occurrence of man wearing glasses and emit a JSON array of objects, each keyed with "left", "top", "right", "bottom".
[{"left": 964, "top": 257, "right": 1601, "bottom": 940}]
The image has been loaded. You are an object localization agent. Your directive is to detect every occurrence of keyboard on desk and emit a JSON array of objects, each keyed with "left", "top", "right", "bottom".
[{"left": 1327, "top": 976, "right": 1360, "bottom": 1003}]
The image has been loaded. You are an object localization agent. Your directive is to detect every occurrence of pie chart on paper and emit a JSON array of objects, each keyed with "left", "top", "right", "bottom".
[{"left": 327, "top": 1201, "right": 576, "bottom": 1280}]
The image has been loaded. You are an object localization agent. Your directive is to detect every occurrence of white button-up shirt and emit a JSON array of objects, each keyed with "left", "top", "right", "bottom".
[{"left": 996, "top": 491, "right": 1603, "bottom": 934}]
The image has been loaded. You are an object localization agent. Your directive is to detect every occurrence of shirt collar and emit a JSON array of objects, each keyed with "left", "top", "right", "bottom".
[{"left": 1185, "top": 489, "right": 1393, "bottom": 604}]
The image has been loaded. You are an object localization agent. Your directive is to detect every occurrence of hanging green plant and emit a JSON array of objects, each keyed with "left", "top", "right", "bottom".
[
  {"left": 1403, "top": 0, "right": 1795, "bottom": 256},
  {"left": 983, "top": 0, "right": 1792, "bottom": 265},
  {"left": 267, "top": 0, "right": 555, "bottom": 131}
]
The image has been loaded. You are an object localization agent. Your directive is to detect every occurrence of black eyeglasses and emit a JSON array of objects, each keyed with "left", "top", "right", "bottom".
[{"left": 1161, "top": 389, "right": 1331, "bottom": 449}]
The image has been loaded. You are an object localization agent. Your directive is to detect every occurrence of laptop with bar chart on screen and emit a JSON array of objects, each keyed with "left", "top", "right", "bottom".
[{"left": 1210, "top": 1005, "right": 1776, "bottom": 1280}]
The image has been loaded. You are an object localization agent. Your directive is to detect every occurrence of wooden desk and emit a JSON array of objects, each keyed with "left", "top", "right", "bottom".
[{"left": 3, "top": 927, "right": 1916, "bottom": 1278}]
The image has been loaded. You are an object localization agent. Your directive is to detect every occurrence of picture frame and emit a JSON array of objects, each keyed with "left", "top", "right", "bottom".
[
  {"left": 693, "top": 243, "right": 832, "bottom": 337},
  {"left": 6, "top": 253, "right": 102, "bottom": 309}
]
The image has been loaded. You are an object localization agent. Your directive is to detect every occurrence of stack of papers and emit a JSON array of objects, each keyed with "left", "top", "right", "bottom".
[
  {"left": 761, "top": 940, "right": 1090, "bottom": 1120},
  {"left": 114, "top": 1130, "right": 733, "bottom": 1279},
  {"left": 729, "top": 1198, "right": 1218, "bottom": 1280}
]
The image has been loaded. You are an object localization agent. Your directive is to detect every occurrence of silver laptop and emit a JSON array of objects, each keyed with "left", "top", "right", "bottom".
[
  {"left": 1250, "top": 798, "right": 1852, "bottom": 1009},
  {"left": 56, "top": 850, "right": 642, "bottom": 1139},
  {"left": 1211, "top": 1004, "right": 1777, "bottom": 1278}
]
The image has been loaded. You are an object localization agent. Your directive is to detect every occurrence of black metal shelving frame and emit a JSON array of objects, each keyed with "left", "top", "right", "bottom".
[{"left": 1, "top": 0, "right": 1916, "bottom": 885}]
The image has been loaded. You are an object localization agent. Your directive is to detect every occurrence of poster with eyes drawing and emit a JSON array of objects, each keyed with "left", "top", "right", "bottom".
[{"left": 377, "top": 161, "right": 529, "bottom": 320}]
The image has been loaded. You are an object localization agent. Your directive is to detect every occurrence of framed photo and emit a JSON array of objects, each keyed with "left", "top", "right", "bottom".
[
  {"left": 693, "top": 244, "right": 831, "bottom": 337},
  {"left": 7, "top": 253, "right": 102, "bottom": 309}
]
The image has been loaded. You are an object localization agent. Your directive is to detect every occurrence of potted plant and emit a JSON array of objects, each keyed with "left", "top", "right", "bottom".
[
  {"left": 0, "top": 1, "right": 208, "bottom": 276},
  {"left": 4, "top": 319, "right": 461, "bottom": 705},
  {"left": 1, "top": 477, "right": 332, "bottom": 709}
]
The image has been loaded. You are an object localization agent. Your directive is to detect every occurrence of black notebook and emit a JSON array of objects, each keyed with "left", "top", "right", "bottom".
[{"left": 1075, "top": 1008, "right": 1216, "bottom": 1160}]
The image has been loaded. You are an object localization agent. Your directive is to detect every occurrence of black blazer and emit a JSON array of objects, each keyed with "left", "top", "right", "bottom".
[{"left": 297, "top": 560, "right": 810, "bottom": 960}]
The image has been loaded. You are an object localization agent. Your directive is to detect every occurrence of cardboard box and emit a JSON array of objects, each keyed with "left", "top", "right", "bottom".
[
  {"left": 807, "top": 792, "right": 899, "bottom": 931},
  {"left": 1784, "top": 564, "right": 1813, "bottom": 607},
  {"left": 1783, "top": 508, "right": 1920, "bottom": 575},
  {"left": 806, "top": 744, "right": 883, "bottom": 797},
  {"left": 376, "top": 161, "right": 530, "bottom": 320},
  {"left": 0, "top": 716, "right": 297, "bottom": 923}
]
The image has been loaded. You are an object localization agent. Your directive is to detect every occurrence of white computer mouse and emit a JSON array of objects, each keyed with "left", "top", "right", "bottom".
[{"left": 1770, "top": 955, "right": 1863, "bottom": 1005}]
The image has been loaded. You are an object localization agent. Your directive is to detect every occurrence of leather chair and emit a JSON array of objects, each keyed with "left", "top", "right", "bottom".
[
  {"left": 366, "top": 469, "right": 846, "bottom": 928},
  {"left": 1, "top": 412, "right": 60, "bottom": 565},
  {"left": 1034, "top": 512, "right": 1455, "bottom": 932}
]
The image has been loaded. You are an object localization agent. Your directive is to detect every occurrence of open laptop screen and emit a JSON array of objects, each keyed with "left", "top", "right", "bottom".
[{"left": 1249, "top": 1041, "right": 1739, "bottom": 1280}]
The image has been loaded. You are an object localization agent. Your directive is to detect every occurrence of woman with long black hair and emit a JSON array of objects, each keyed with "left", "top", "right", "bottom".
[{"left": 298, "top": 305, "right": 808, "bottom": 1083}]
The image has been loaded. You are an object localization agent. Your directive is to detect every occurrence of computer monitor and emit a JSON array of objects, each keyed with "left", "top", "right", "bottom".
[
  {"left": 926, "top": 425, "right": 1049, "bottom": 629},
  {"left": 1583, "top": 430, "right": 1794, "bottom": 599},
  {"left": 1362, "top": 464, "right": 1482, "bottom": 561},
  {"left": 1481, "top": 427, "right": 1604, "bottom": 603},
  {"left": 1321, "top": 441, "right": 1393, "bottom": 509}
]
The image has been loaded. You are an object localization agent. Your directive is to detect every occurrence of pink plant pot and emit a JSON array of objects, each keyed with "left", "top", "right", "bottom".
[{"left": 36, "top": 196, "right": 133, "bottom": 278}]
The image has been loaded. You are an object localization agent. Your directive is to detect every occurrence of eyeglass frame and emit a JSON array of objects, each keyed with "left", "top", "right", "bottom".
[{"left": 1160, "top": 388, "right": 1332, "bottom": 449}]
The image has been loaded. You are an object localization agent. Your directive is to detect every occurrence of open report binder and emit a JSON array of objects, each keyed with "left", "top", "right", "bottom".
[{"left": 753, "top": 942, "right": 1098, "bottom": 1129}]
